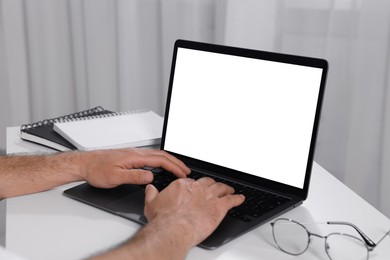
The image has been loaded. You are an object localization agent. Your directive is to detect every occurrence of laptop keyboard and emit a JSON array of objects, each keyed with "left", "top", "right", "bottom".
[{"left": 146, "top": 168, "right": 291, "bottom": 222}]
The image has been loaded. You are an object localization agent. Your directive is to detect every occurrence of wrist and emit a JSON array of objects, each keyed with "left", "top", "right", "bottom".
[
  {"left": 131, "top": 217, "right": 194, "bottom": 260},
  {"left": 92, "top": 218, "right": 193, "bottom": 260},
  {"left": 147, "top": 219, "right": 192, "bottom": 258},
  {"left": 54, "top": 151, "right": 86, "bottom": 182}
]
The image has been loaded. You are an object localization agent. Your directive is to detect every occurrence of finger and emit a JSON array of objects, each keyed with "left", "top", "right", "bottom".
[
  {"left": 114, "top": 169, "right": 154, "bottom": 185},
  {"left": 145, "top": 184, "right": 159, "bottom": 204},
  {"left": 220, "top": 194, "right": 246, "bottom": 210},
  {"left": 209, "top": 182, "right": 235, "bottom": 198},
  {"left": 143, "top": 150, "right": 191, "bottom": 176},
  {"left": 131, "top": 154, "right": 190, "bottom": 178},
  {"left": 149, "top": 150, "right": 190, "bottom": 173},
  {"left": 196, "top": 177, "right": 216, "bottom": 186}
]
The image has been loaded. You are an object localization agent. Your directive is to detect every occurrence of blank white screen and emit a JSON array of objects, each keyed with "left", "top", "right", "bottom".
[{"left": 164, "top": 48, "right": 323, "bottom": 188}]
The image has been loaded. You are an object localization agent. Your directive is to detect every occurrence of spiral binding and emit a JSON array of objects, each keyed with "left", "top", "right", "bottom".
[
  {"left": 20, "top": 106, "right": 107, "bottom": 131},
  {"left": 54, "top": 108, "right": 149, "bottom": 124}
]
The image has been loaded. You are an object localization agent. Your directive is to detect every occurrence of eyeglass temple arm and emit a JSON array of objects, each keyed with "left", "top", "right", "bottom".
[{"left": 327, "top": 221, "right": 390, "bottom": 248}]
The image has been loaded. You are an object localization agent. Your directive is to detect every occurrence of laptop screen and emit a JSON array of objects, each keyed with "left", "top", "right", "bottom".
[{"left": 163, "top": 44, "right": 325, "bottom": 189}]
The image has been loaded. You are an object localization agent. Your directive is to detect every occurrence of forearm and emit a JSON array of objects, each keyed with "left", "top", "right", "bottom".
[
  {"left": 0, "top": 148, "right": 191, "bottom": 199},
  {"left": 90, "top": 219, "right": 192, "bottom": 260},
  {"left": 0, "top": 152, "right": 84, "bottom": 198}
]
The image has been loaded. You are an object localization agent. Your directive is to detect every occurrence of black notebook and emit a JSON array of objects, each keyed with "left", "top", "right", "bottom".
[{"left": 20, "top": 106, "right": 113, "bottom": 151}]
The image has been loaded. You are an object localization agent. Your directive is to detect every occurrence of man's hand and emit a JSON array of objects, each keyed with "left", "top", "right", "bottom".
[
  {"left": 144, "top": 177, "right": 245, "bottom": 256},
  {"left": 0, "top": 148, "right": 189, "bottom": 198},
  {"left": 81, "top": 148, "right": 190, "bottom": 188},
  {"left": 90, "top": 176, "right": 245, "bottom": 260}
]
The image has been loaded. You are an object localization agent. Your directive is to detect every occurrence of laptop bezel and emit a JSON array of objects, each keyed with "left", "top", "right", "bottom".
[{"left": 160, "top": 39, "right": 328, "bottom": 200}]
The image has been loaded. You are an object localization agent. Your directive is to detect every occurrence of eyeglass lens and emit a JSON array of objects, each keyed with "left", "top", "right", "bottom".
[
  {"left": 326, "top": 233, "right": 368, "bottom": 260},
  {"left": 272, "top": 219, "right": 369, "bottom": 260},
  {"left": 272, "top": 219, "right": 309, "bottom": 255}
]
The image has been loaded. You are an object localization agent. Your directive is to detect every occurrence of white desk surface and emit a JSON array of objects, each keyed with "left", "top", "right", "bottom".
[{"left": 5, "top": 126, "right": 390, "bottom": 260}]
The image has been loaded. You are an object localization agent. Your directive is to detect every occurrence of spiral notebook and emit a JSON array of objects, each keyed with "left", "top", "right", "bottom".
[
  {"left": 20, "top": 106, "right": 113, "bottom": 151},
  {"left": 53, "top": 110, "right": 163, "bottom": 151}
]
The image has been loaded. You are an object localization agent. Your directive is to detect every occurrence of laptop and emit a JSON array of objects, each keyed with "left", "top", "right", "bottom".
[{"left": 63, "top": 39, "right": 328, "bottom": 249}]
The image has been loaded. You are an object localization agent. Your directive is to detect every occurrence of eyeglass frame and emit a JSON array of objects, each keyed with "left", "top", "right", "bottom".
[{"left": 270, "top": 218, "right": 390, "bottom": 260}]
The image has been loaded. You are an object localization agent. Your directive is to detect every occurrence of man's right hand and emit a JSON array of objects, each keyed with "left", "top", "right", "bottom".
[
  {"left": 90, "top": 177, "right": 244, "bottom": 260},
  {"left": 144, "top": 177, "right": 245, "bottom": 257}
]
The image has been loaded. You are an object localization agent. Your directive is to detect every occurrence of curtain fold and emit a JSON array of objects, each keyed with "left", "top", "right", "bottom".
[
  {"left": 343, "top": 0, "right": 390, "bottom": 210},
  {"left": 381, "top": 57, "right": 390, "bottom": 217},
  {"left": 1, "top": 0, "right": 30, "bottom": 124},
  {"left": 0, "top": 0, "right": 389, "bottom": 217}
]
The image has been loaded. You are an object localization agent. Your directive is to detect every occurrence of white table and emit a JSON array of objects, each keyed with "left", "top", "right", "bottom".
[{"left": 5, "top": 127, "right": 390, "bottom": 260}]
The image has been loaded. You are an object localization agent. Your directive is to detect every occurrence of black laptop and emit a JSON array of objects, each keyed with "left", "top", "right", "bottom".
[{"left": 63, "top": 39, "right": 328, "bottom": 249}]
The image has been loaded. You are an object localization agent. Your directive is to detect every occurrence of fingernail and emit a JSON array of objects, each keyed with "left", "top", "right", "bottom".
[{"left": 143, "top": 172, "right": 154, "bottom": 183}]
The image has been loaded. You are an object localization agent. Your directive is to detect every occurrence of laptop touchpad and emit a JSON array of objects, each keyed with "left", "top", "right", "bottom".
[{"left": 106, "top": 190, "right": 147, "bottom": 224}]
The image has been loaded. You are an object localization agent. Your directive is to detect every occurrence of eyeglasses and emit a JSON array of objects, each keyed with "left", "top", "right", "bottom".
[{"left": 270, "top": 218, "right": 390, "bottom": 260}]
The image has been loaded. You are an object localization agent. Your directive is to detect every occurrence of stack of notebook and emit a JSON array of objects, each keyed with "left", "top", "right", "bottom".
[{"left": 20, "top": 107, "right": 163, "bottom": 151}]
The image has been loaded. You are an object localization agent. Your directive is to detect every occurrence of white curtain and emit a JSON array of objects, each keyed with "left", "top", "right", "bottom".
[{"left": 1, "top": 0, "right": 389, "bottom": 217}]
